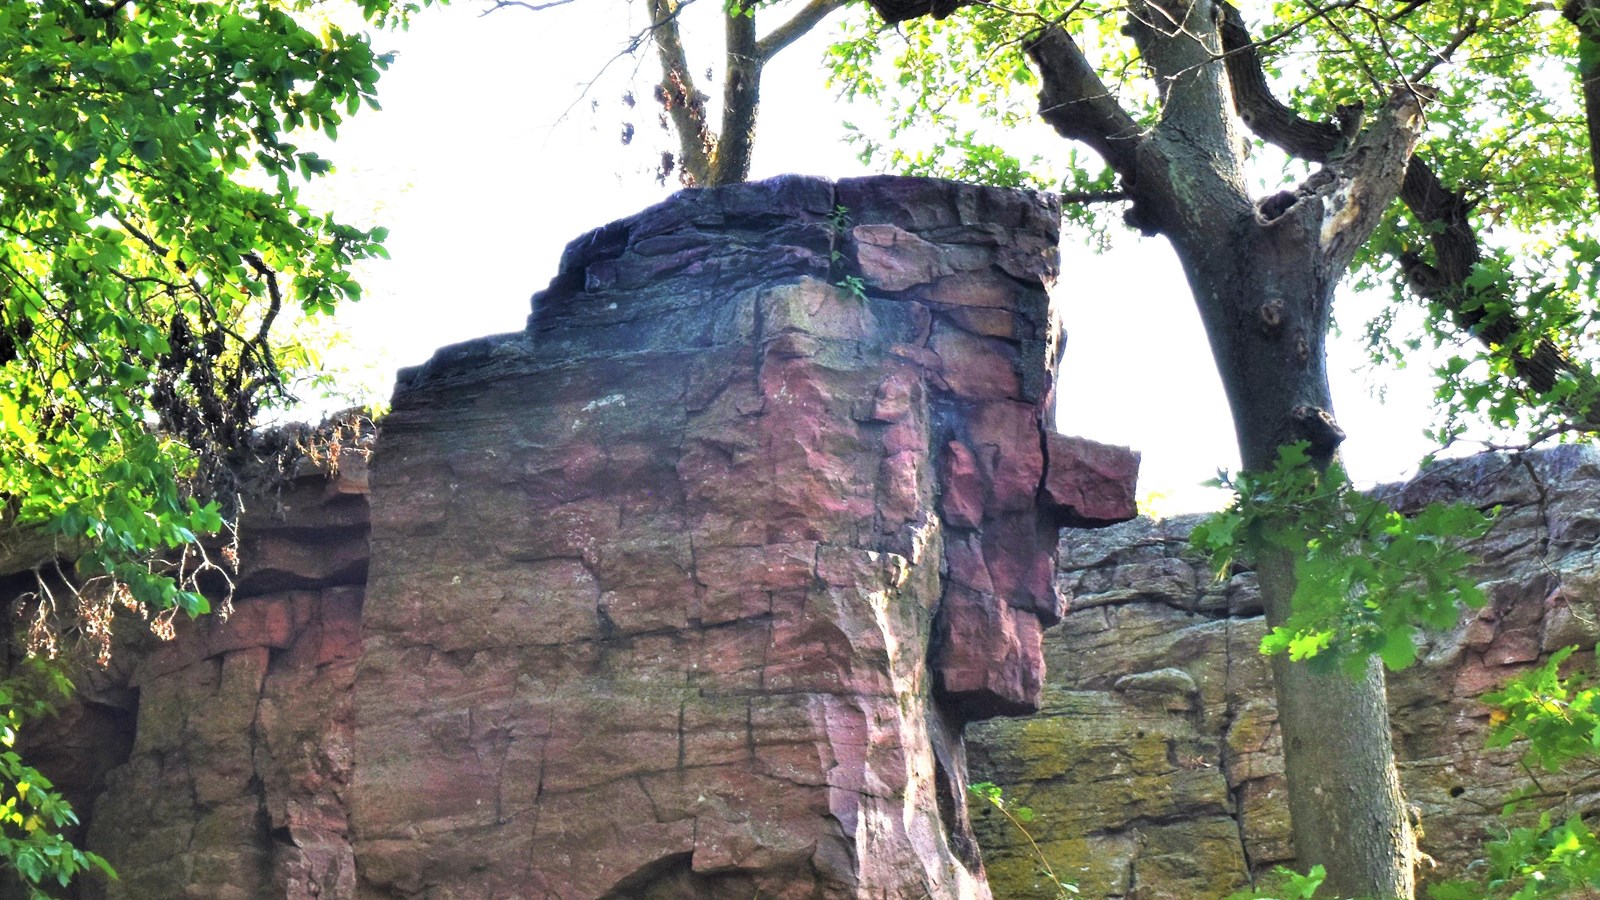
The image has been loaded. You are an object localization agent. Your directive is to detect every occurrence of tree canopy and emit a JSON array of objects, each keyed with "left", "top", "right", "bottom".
[{"left": 0, "top": 0, "right": 415, "bottom": 890}]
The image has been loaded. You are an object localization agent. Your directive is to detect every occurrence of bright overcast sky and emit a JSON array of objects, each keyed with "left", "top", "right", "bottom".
[{"left": 301, "top": 0, "right": 1442, "bottom": 513}]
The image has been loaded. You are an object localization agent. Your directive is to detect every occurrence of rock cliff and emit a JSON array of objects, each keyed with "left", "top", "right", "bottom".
[
  {"left": 9, "top": 176, "right": 1141, "bottom": 899},
  {"left": 16, "top": 176, "right": 1595, "bottom": 900},
  {"left": 352, "top": 175, "right": 1136, "bottom": 898},
  {"left": 970, "top": 445, "right": 1600, "bottom": 898}
]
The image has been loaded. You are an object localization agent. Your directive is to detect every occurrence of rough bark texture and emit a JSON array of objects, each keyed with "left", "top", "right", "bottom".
[
  {"left": 972, "top": 444, "right": 1600, "bottom": 899},
  {"left": 1022, "top": 0, "right": 1430, "bottom": 889}
]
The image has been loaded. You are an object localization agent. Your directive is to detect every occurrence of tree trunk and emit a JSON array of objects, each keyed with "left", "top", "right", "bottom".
[
  {"left": 1168, "top": 199, "right": 1415, "bottom": 900},
  {"left": 1564, "top": 0, "right": 1600, "bottom": 204},
  {"left": 1025, "top": 2, "right": 1428, "bottom": 891},
  {"left": 710, "top": 3, "right": 760, "bottom": 185}
]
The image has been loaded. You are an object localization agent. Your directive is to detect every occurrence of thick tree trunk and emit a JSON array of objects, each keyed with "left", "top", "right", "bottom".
[
  {"left": 1169, "top": 208, "right": 1415, "bottom": 900},
  {"left": 1026, "top": 3, "right": 1427, "bottom": 892},
  {"left": 1263, "top": 545, "right": 1414, "bottom": 900}
]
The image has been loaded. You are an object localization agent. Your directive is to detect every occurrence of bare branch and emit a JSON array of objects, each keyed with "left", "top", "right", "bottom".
[
  {"left": 1059, "top": 189, "right": 1129, "bottom": 203},
  {"left": 477, "top": 0, "right": 577, "bottom": 15},
  {"left": 757, "top": 0, "right": 848, "bottom": 61},
  {"left": 1403, "top": 14, "right": 1483, "bottom": 84}
]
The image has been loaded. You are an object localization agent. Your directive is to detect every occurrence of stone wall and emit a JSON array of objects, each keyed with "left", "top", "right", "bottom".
[{"left": 971, "top": 445, "right": 1600, "bottom": 899}]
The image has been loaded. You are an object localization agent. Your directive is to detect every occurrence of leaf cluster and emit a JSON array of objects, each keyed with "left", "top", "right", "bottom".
[
  {"left": 0, "top": 661, "right": 113, "bottom": 897},
  {"left": 1189, "top": 443, "right": 1491, "bottom": 676},
  {"left": 0, "top": 0, "right": 415, "bottom": 627},
  {"left": 1428, "top": 647, "right": 1600, "bottom": 897}
]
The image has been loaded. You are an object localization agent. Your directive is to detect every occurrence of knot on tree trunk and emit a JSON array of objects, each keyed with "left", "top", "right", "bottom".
[{"left": 1291, "top": 405, "right": 1346, "bottom": 459}]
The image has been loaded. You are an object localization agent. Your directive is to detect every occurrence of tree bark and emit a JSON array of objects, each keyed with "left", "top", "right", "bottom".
[
  {"left": 1029, "top": 4, "right": 1425, "bottom": 893},
  {"left": 1564, "top": 0, "right": 1600, "bottom": 204},
  {"left": 647, "top": 0, "right": 714, "bottom": 185},
  {"left": 712, "top": 1, "right": 761, "bottom": 185},
  {"left": 645, "top": 0, "right": 846, "bottom": 187}
]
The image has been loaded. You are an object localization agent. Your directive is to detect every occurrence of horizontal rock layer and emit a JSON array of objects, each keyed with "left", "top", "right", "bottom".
[{"left": 971, "top": 445, "right": 1600, "bottom": 899}]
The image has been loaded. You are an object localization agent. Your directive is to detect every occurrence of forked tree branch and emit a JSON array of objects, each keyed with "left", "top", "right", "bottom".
[{"left": 1216, "top": 0, "right": 1600, "bottom": 428}]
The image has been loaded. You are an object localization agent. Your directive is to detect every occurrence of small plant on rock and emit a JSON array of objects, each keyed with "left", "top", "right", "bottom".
[{"left": 968, "top": 781, "right": 1078, "bottom": 897}]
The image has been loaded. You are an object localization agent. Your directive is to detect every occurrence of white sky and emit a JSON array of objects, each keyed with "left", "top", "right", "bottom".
[{"left": 302, "top": 0, "right": 1443, "bottom": 513}]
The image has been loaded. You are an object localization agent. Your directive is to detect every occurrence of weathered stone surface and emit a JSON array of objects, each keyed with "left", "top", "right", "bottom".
[
  {"left": 974, "top": 445, "right": 1600, "bottom": 898},
  {"left": 353, "top": 176, "right": 1137, "bottom": 899},
  {"left": 1044, "top": 433, "right": 1141, "bottom": 526},
  {"left": 8, "top": 177, "right": 1144, "bottom": 900},
  {"left": 59, "top": 460, "right": 371, "bottom": 900}
]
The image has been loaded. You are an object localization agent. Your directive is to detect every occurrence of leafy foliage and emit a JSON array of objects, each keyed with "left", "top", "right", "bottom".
[
  {"left": 0, "top": 0, "right": 412, "bottom": 631},
  {"left": 1189, "top": 443, "right": 1490, "bottom": 676},
  {"left": 1226, "top": 864, "right": 1328, "bottom": 900},
  {"left": 1483, "top": 646, "right": 1600, "bottom": 774},
  {"left": 0, "top": 0, "right": 421, "bottom": 891},
  {"left": 0, "top": 661, "right": 112, "bottom": 897},
  {"left": 1428, "top": 648, "right": 1600, "bottom": 898}
]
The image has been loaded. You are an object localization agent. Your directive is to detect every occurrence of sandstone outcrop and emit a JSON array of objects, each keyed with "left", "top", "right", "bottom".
[
  {"left": 971, "top": 445, "right": 1600, "bottom": 898},
  {"left": 16, "top": 175, "right": 1600, "bottom": 900},
  {"left": 351, "top": 175, "right": 1137, "bottom": 898},
  {"left": 22, "top": 445, "right": 375, "bottom": 900}
]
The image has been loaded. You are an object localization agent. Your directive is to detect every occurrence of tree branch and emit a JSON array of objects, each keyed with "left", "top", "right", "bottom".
[
  {"left": 713, "top": 0, "right": 761, "bottom": 184},
  {"left": 1313, "top": 91, "right": 1428, "bottom": 274},
  {"left": 1217, "top": 0, "right": 1600, "bottom": 429},
  {"left": 757, "top": 0, "right": 848, "bottom": 61},
  {"left": 648, "top": 0, "right": 715, "bottom": 185},
  {"left": 477, "top": 0, "right": 577, "bottom": 15},
  {"left": 1024, "top": 27, "right": 1142, "bottom": 183},
  {"left": 1217, "top": 1, "right": 1342, "bottom": 159}
]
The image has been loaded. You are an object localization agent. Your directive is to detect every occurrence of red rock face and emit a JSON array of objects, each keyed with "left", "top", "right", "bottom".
[
  {"left": 352, "top": 176, "right": 1138, "bottom": 898},
  {"left": 61, "top": 452, "right": 372, "bottom": 900},
  {"left": 11, "top": 177, "right": 1137, "bottom": 900}
]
